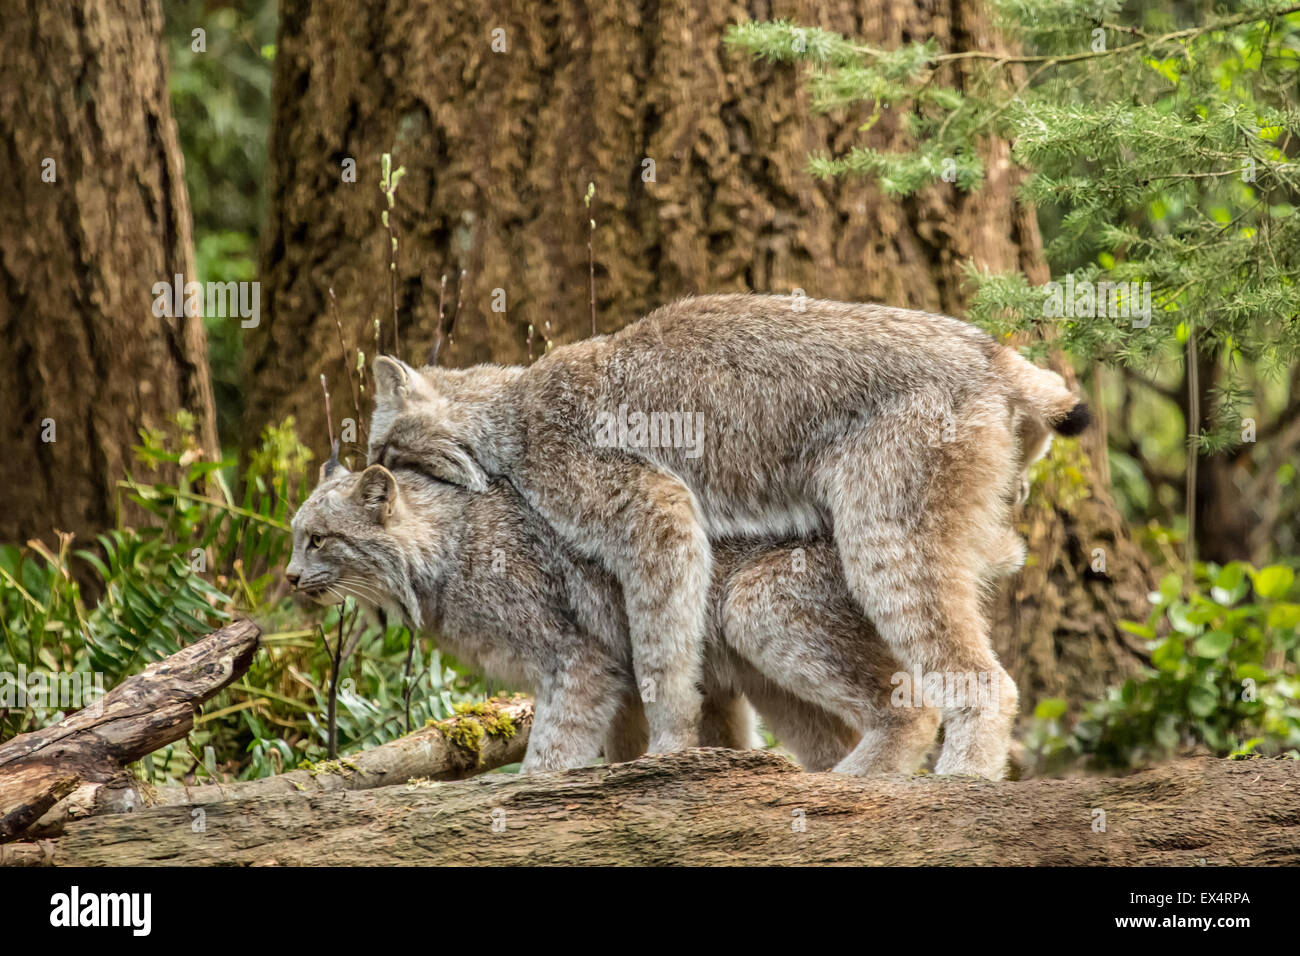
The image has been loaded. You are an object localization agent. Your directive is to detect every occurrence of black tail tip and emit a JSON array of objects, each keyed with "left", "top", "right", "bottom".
[{"left": 1054, "top": 401, "right": 1091, "bottom": 436}]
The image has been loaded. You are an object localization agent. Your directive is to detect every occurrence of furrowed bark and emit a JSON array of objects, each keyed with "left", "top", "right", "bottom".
[
  {"left": 0, "top": 0, "right": 218, "bottom": 546},
  {"left": 5, "top": 751, "right": 1296, "bottom": 867}
]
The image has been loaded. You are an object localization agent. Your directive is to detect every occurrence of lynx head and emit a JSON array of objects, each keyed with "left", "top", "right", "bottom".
[
  {"left": 367, "top": 356, "right": 491, "bottom": 492},
  {"left": 285, "top": 460, "right": 456, "bottom": 628}
]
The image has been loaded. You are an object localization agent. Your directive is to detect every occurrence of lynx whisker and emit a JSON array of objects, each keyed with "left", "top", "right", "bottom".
[
  {"left": 332, "top": 578, "right": 386, "bottom": 607},
  {"left": 335, "top": 573, "right": 389, "bottom": 601}
]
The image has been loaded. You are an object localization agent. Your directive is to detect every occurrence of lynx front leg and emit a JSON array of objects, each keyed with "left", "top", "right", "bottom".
[
  {"left": 604, "top": 688, "right": 649, "bottom": 764},
  {"left": 605, "top": 660, "right": 748, "bottom": 761},
  {"left": 525, "top": 457, "right": 711, "bottom": 753},
  {"left": 521, "top": 656, "right": 626, "bottom": 773}
]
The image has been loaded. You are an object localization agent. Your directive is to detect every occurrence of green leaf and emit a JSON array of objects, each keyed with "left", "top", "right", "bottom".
[
  {"left": 1252, "top": 565, "right": 1295, "bottom": 600},
  {"left": 1034, "top": 697, "right": 1068, "bottom": 720},
  {"left": 1192, "top": 630, "right": 1233, "bottom": 658},
  {"left": 1235, "top": 663, "right": 1268, "bottom": 681},
  {"left": 1261, "top": 601, "right": 1298, "bottom": 631},
  {"left": 1118, "top": 619, "right": 1156, "bottom": 640},
  {"left": 1188, "top": 686, "right": 1218, "bottom": 718},
  {"left": 1167, "top": 601, "right": 1202, "bottom": 636},
  {"left": 1151, "top": 635, "right": 1185, "bottom": 671},
  {"left": 1211, "top": 561, "right": 1251, "bottom": 605}
]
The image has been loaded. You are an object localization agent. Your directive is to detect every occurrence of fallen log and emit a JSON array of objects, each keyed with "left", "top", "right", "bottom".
[
  {"left": 5, "top": 750, "right": 1297, "bottom": 866},
  {"left": 26, "top": 690, "right": 531, "bottom": 838},
  {"left": 135, "top": 695, "right": 531, "bottom": 808},
  {"left": 0, "top": 618, "right": 260, "bottom": 842}
]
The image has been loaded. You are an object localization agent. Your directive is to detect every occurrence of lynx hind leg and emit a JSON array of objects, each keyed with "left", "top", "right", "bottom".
[
  {"left": 521, "top": 655, "right": 627, "bottom": 773},
  {"left": 833, "top": 698, "right": 941, "bottom": 776},
  {"left": 699, "top": 688, "right": 760, "bottom": 751},
  {"left": 812, "top": 404, "right": 1021, "bottom": 779},
  {"left": 742, "top": 673, "right": 861, "bottom": 772},
  {"left": 721, "top": 546, "right": 935, "bottom": 775},
  {"left": 604, "top": 688, "right": 649, "bottom": 764},
  {"left": 527, "top": 455, "right": 711, "bottom": 754},
  {"left": 603, "top": 683, "right": 751, "bottom": 761},
  {"left": 707, "top": 634, "right": 856, "bottom": 769},
  {"left": 825, "top": 531, "right": 1017, "bottom": 779}
]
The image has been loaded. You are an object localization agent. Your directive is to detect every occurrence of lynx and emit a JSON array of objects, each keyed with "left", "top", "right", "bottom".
[
  {"left": 285, "top": 460, "right": 941, "bottom": 774},
  {"left": 367, "top": 293, "right": 1087, "bottom": 777}
]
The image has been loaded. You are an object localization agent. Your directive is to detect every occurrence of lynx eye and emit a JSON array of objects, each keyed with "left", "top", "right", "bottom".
[{"left": 308, "top": 533, "right": 325, "bottom": 550}]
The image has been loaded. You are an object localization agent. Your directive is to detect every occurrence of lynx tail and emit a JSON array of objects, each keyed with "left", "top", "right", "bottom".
[{"left": 996, "top": 347, "right": 1091, "bottom": 436}]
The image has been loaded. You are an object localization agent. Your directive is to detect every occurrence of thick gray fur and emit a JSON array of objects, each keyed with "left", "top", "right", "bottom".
[
  {"left": 286, "top": 465, "right": 939, "bottom": 774},
  {"left": 365, "top": 293, "right": 1082, "bottom": 776}
]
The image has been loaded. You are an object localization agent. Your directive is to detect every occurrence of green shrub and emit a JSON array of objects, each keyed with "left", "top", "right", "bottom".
[{"left": 1028, "top": 560, "right": 1300, "bottom": 770}]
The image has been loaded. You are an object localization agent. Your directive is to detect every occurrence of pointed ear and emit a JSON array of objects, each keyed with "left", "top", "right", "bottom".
[
  {"left": 373, "top": 356, "right": 417, "bottom": 403},
  {"left": 319, "top": 460, "right": 351, "bottom": 484},
  {"left": 353, "top": 464, "right": 400, "bottom": 522}
]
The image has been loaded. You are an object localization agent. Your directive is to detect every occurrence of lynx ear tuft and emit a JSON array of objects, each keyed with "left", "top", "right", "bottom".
[
  {"left": 319, "top": 438, "right": 345, "bottom": 483},
  {"left": 354, "top": 464, "right": 400, "bottom": 522},
  {"left": 374, "top": 356, "right": 416, "bottom": 402}
]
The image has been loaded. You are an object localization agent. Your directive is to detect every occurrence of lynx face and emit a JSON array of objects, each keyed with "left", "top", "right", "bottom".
[{"left": 286, "top": 464, "right": 444, "bottom": 627}]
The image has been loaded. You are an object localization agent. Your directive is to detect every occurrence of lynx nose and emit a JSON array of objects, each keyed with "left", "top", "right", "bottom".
[{"left": 286, "top": 571, "right": 301, "bottom": 588}]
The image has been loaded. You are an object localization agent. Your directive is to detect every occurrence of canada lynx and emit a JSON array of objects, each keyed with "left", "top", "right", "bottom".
[
  {"left": 368, "top": 293, "right": 1086, "bottom": 777},
  {"left": 285, "top": 463, "right": 940, "bottom": 773}
]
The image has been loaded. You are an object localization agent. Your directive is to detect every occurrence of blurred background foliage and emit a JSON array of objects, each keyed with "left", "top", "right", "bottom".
[
  {"left": 167, "top": 0, "right": 277, "bottom": 453},
  {"left": 2, "top": 0, "right": 1298, "bottom": 784}
]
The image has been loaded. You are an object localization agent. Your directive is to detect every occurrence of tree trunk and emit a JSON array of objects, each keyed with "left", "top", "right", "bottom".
[
  {"left": 1189, "top": 350, "right": 1254, "bottom": 565},
  {"left": 0, "top": 0, "right": 219, "bottom": 547},
  {"left": 250, "top": 0, "right": 1047, "bottom": 453},
  {"left": 5, "top": 750, "right": 1295, "bottom": 866},
  {"left": 250, "top": 0, "right": 1148, "bottom": 714}
]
